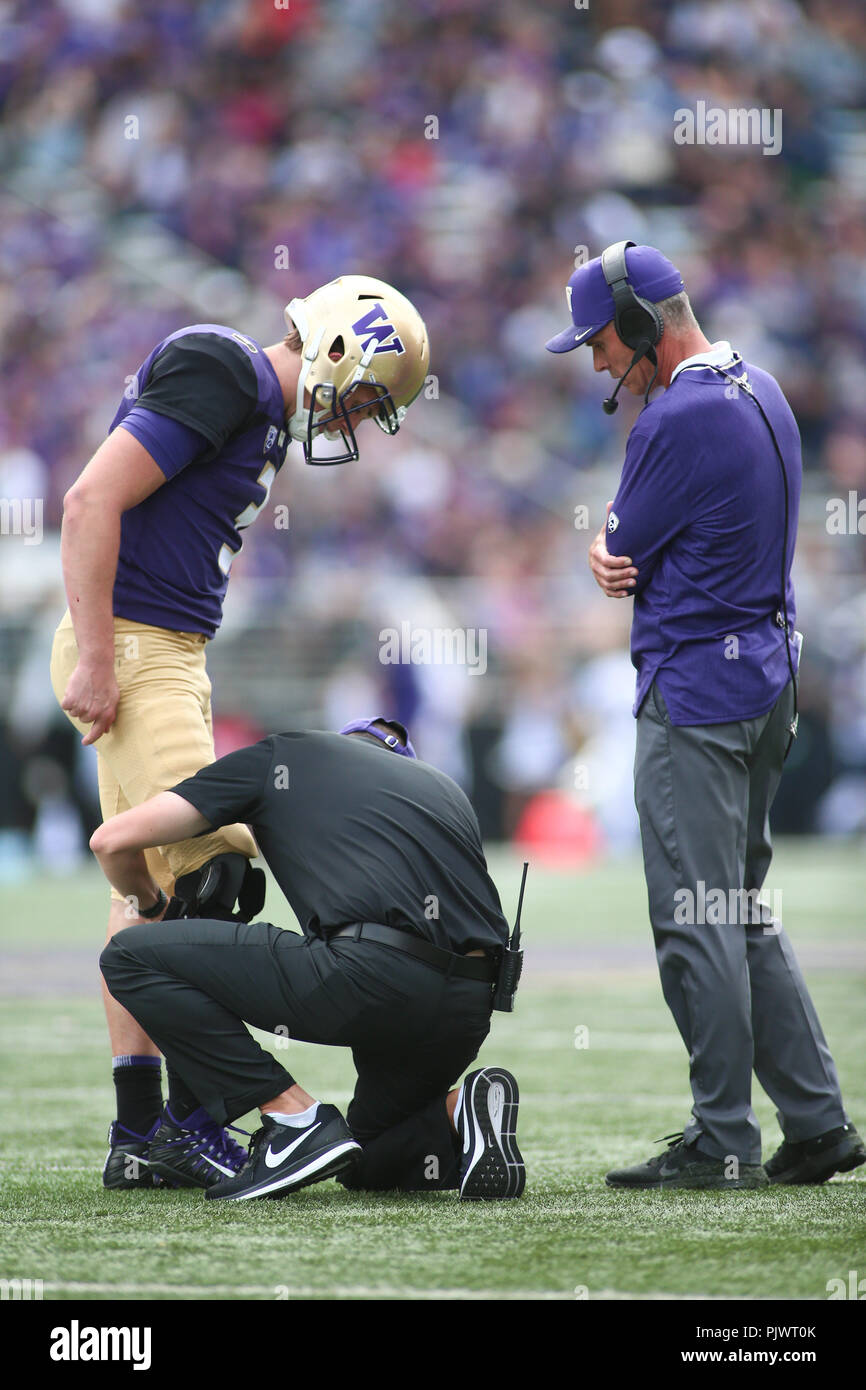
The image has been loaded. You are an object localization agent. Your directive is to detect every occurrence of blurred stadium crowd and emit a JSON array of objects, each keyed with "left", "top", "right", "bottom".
[{"left": 1, "top": 0, "right": 865, "bottom": 877}]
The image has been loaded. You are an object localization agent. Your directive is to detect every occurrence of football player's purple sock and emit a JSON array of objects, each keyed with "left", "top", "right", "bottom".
[
  {"left": 112, "top": 1055, "right": 162, "bottom": 1137},
  {"left": 166, "top": 1062, "right": 200, "bottom": 1126},
  {"left": 164, "top": 1104, "right": 212, "bottom": 1132}
]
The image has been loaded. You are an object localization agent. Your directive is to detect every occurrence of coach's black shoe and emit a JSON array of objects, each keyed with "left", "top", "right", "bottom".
[
  {"left": 605, "top": 1133, "right": 768, "bottom": 1190},
  {"left": 454, "top": 1067, "right": 525, "bottom": 1200},
  {"left": 102, "top": 1120, "right": 160, "bottom": 1189},
  {"left": 147, "top": 1105, "right": 249, "bottom": 1189},
  {"left": 764, "top": 1124, "right": 866, "bottom": 1185},
  {"left": 206, "top": 1106, "right": 361, "bottom": 1201}
]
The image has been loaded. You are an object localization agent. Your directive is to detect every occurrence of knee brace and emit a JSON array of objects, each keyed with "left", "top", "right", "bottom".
[{"left": 164, "top": 853, "right": 266, "bottom": 923}]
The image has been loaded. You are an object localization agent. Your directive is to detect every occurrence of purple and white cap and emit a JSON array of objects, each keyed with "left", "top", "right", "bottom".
[
  {"left": 545, "top": 244, "right": 685, "bottom": 353},
  {"left": 338, "top": 717, "right": 417, "bottom": 759}
]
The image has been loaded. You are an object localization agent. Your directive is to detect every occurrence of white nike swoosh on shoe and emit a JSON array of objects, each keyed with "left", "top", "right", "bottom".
[
  {"left": 264, "top": 1121, "right": 322, "bottom": 1168},
  {"left": 487, "top": 1081, "right": 504, "bottom": 1130},
  {"left": 453, "top": 1088, "right": 470, "bottom": 1155},
  {"left": 464, "top": 1075, "right": 488, "bottom": 1177},
  {"left": 107, "top": 1149, "right": 153, "bottom": 1165},
  {"left": 229, "top": 1141, "right": 360, "bottom": 1200},
  {"left": 196, "top": 1151, "right": 236, "bottom": 1176}
]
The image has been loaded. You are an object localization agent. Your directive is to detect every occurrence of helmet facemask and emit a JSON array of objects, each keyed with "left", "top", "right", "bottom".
[{"left": 304, "top": 374, "right": 401, "bottom": 466}]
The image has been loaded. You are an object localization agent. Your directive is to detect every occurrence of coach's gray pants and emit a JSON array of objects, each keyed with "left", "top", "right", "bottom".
[{"left": 634, "top": 679, "right": 848, "bottom": 1164}]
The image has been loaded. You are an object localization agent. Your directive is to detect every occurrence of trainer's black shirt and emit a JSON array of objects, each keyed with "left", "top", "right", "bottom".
[{"left": 171, "top": 731, "right": 509, "bottom": 953}]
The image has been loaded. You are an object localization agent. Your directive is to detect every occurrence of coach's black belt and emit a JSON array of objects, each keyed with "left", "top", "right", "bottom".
[{"left": 327, "top": 922, "right": 497, "bottom": 983}]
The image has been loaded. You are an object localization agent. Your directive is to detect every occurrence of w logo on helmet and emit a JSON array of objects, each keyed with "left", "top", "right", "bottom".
[{"left": 351, "top": 304, "right": 406, "bottom": 356}]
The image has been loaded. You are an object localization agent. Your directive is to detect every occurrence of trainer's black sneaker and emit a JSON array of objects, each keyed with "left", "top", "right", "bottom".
[
  {"left": 206, "top": 1106, "right": 361, "bottom": 1201},
  {"left": 605, "top": 1133, "right": 768, "bottom": 1190},
  {"left": 454, "top": 1067, "right": 525, "bottom": 1200},
  {"left": 147, "top": 1105, "right": 249, "bottom": 1189},
  {"left": 102, "top": 1119, "right": 160, "bottom": 1189},
  {"left": 764, "top": 1124, "right": 866, "bottom": 1185}
]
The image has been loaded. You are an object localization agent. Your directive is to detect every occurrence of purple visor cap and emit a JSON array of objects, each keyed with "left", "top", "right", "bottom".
[
  {"left": 339, "top": 717, "right": 417, "bottom": 759},
  {"left": 545, "top": 244, "right": 685, "bottom": 353}
]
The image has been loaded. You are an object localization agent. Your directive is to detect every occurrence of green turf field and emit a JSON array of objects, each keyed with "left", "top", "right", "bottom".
[{"left": 1, "top": 842, "right": 864, "bottom": 1302}]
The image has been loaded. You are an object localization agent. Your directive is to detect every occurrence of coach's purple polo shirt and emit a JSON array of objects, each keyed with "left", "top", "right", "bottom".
[
  {"left": 605, "top": 342, "right": 802, "bottom": 725},
  {"left": 109, "top": 325, "right": 290, "bottom": 637}
]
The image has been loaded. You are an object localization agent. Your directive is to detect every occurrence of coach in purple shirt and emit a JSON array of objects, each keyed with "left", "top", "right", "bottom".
[{"left": 547, "top": 242, "right": 863, "bottom": 1190}]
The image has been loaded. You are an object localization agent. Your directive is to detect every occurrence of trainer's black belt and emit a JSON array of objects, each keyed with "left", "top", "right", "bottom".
[{"left": 327, "top": 922, "right": 497, "bottom": 983}]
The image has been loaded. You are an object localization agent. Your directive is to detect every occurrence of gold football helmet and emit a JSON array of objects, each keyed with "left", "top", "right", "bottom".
[{"left": 284, "top": 274, "right": 430, "bottom": 464}]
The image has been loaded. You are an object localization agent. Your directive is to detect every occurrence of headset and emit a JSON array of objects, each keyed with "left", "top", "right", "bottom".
[
  {"left": 600, "top": 239, "right": 664, "bottom": 414},
  {"left": 599, "top": 240, "right": 800, "bottom": 758}
]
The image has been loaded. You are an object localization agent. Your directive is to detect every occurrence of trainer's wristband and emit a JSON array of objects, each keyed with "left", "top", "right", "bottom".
[{"left": 138, "top": 888, "right": 168, "bottom": 919}]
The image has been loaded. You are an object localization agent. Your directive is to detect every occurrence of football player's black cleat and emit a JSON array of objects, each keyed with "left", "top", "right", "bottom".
[
  {"left": 454, "top": 1066, "right": 525, "bottom": 1200},
  {"left": 605, "top": 1133, "right": 768, "bottom": 1189},
  {"left": 764, "top": 1124, "right": 866, "bottom": 1185},
  {"left": 163, "top": 853, "right": 266, "bottom": 924},
  {"left": 147, "top": 1105, "right": 249, "bottom": 1189},
  {"left": 102, "top": 1119, "right": 160, "bottom": 1190},
  {"left": 205, "top": 1106, "right": 361, "bottom": 1201}
]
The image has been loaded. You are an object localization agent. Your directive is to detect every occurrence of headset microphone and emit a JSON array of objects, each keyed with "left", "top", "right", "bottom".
[{"left": 602, "top": 341, "right": 654, "bottom": 414}]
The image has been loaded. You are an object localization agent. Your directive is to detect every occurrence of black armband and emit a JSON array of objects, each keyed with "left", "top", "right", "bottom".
[{"left": 138, "top": 887, "right": 168, "bottom": 919}]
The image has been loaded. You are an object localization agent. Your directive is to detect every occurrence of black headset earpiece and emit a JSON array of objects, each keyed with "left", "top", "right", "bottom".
[
  {"left": 599, "top": 240, "right": 664, "bottom": 412},
  {"left": 601, "top": 240, "right": 664, "bottom": 357}
]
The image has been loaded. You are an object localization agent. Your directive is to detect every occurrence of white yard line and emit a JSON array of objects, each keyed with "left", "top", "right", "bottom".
[
  {"left": 39, "top": 1281, "right": 785, "bottom": 1301},
  {"left": 42, "top": 1281, "right": 570, "bottom": 1300}
]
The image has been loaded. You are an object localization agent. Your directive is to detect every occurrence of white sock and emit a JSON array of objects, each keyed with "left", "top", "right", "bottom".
[{"left": 264, "top": 1102, "right": 320, "bottom": 1128}]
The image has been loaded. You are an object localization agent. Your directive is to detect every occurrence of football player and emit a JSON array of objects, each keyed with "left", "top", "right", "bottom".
[{"left": 50, "top": 274, "right": 430, "bottom": 1188}]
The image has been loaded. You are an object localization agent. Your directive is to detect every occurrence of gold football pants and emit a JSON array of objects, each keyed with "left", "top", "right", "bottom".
[{"left": 50, "top": 611, "right": 257, "bottom": 901}]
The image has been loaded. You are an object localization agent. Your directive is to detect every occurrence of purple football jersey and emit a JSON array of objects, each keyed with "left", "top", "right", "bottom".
[{"left": 110, "top": 325, "right": 289, "bottom": 636}]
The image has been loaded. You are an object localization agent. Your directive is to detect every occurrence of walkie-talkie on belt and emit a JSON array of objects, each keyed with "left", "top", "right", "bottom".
[{"left": 493, "top": 860, "right": 528, "bottom": 1013}]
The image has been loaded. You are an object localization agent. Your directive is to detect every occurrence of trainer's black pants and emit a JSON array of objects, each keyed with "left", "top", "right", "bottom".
[{"left": 100, "top": 921, "right": 493, "bottom": 1191}]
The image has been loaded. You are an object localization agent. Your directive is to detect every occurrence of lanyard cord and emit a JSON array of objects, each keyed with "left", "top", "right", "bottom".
[{"left": 702, "top": 360, "right": 800, "bottom": 761}]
